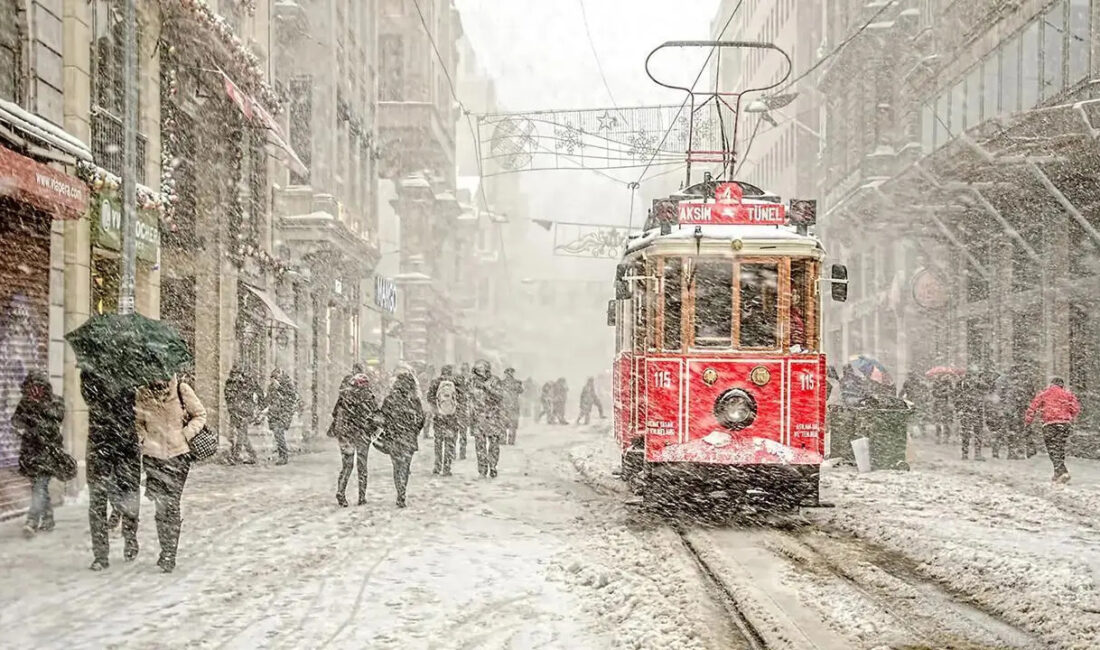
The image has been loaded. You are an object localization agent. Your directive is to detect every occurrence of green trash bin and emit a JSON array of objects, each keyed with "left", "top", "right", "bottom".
[
  {"left": 863, "top": 407, "right": 911, "bottom": 471},
  {"left": 827, "top": 405, "right": 857, "bottom": 462}
]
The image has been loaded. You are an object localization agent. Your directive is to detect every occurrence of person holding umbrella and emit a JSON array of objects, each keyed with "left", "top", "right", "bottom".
[
  {"left": 135, "top": 373, "right": 207, "bottom": 572},
  {"left": 67, "top": 311, "right": 194, "bottom": 571}
]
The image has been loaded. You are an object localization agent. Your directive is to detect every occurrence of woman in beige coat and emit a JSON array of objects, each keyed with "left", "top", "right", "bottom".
[{"left": 135, "top": 374, "right": 206, "bottom": 573}]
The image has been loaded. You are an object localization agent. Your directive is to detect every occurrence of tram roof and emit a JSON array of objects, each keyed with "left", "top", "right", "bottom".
[{"left": 625, "top": 224, "right": 823, "bottom": 257}]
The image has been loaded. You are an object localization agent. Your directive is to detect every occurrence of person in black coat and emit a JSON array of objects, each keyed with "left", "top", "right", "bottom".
[
  {"left": 329, "top": 368, "right": 379, "bottom": 507},
  {"left": 380, "top": 372, "right": 425, "bottom": 508},
  {"left": 265, "top": 368, "right": 300, "bottom": 465},
  {"left": 956, "top": 373, "right": 986, "bottom": 460},
  {"left": 224, "top": 363, "right": 263, "bottom": 464},
  {"left": 468, "top": 360, "right": 505, "bottom": 478},
  {"left": 82, "top": 368, "right": 141, "bottom": 571},
  {"left": 14, "top": 371, "right": 66, "bottom": 537}
]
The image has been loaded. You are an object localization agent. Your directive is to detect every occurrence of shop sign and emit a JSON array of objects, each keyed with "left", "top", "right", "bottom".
[
  {"left": 95, "top": 196, "right": 160, "bottom": 263},
  {"left": 0, "top": 144, "right": 88, "bottom": 218},
  {"left": 375, "top": 275, "right": 397, "bottom": 313}
]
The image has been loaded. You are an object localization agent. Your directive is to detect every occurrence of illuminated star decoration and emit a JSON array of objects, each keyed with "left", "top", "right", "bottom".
[{"left": 596, "top": 110, "right": 619, "bottom": 132}]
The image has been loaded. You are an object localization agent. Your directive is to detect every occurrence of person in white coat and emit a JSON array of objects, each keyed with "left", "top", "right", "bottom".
[{"left": 135, "top": 374, "right": 206, "bottom": 573}]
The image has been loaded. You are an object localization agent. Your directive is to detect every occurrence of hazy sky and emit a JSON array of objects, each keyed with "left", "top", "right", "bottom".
[{"left": 455, "top": 0, "right": 721, "bottom": 238}]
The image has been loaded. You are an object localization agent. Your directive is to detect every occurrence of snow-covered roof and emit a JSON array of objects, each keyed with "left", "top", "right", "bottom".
[{"left": 626, "top": 224, "right": 821, "bottom": 255}]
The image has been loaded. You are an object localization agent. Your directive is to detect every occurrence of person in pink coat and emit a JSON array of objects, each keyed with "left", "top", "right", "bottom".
[{"left": 1024, "top": 377, "right": 1080, "bottom": 483}]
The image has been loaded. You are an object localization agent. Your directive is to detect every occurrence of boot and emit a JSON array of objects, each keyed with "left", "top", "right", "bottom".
[
  {"left": 155, "top": 515, "right": 179, "bottom": 572},
  {"left": 336, "top": 493, "right": 349, "bottom": 508},
  {"left": 275, "top": 454, "right": 288, "bottom": 466},
  {"left": 124, "top": 537, "right": 139, "bottom": 562},
  {"left": 89, "top": 559, "right": 109, "bottom": 571}
]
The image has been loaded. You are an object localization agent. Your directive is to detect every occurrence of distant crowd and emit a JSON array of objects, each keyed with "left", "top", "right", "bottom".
[{"left": 832, "top": 366, "right": 1081, "bottom": 483}]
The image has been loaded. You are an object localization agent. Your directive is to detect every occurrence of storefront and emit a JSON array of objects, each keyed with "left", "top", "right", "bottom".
[
  {"left": 89, "top": 191, "right": 161, "bottom": 315},
  {"left": 0, "top": 143, "right": 88, "bottom": 518}
]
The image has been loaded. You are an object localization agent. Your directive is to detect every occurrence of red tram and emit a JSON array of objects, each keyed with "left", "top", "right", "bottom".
[{"left": 610, "top": 180, "right": 847, "bottom": 507}]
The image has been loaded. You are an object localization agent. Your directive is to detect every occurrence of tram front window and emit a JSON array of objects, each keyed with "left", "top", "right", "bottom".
[
  {"left": 740, "top": 263, "right": 778, "bottom": 348},
  {"left": 694, "top": 260, "right": 733, "bottom": 347}
]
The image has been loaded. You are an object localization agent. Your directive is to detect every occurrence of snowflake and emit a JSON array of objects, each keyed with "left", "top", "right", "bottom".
[
  {"left": 628, "top": 130, "right": 657, "bottom": 161},
  {"left": 554, "top": 123, "right": 584, "bottom": 154}
]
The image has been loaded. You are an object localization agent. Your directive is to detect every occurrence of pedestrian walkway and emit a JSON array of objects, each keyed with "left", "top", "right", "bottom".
[{"left": 0, "top": 426, "right": 616, "bottom": 649}]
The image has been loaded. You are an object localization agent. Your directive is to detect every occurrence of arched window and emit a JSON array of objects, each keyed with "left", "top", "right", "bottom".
[{"left": 0, "top": 0, "right": 21, "bottom": 102}]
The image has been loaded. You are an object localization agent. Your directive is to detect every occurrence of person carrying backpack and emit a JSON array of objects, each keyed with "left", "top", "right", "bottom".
[{"left": 427, "top": 365, "right": 461, "bottom": 476}]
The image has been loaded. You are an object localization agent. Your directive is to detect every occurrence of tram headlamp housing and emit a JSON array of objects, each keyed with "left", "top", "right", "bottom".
[{"left": 714, "top": 388, "right": 757, "bottom": 430}]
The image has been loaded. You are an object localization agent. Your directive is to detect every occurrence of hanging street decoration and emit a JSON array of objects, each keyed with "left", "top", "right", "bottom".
[
  {"left": 477, "top": 103, "right": 723, "bottom": 175},
  {"left": 549, "top": 221, "right": 640, "bottom": 259}
]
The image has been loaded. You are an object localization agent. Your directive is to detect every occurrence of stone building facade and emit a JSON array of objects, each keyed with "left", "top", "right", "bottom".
[{"left": 819, "top": 0, "right": 1100, "bottom": 423}]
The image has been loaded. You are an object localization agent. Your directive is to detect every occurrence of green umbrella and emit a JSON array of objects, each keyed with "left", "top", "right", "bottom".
[{"left": 65, "top": 313, "right": 193, "bottom": 390}]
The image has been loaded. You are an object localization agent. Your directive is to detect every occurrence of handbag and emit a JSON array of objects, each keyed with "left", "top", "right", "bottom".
[
  {"left": 179, "top": 383, "right": 218, "bottom": 461},
  {"left": 52, "top": 447, "right": 77, "bottom": 482}
]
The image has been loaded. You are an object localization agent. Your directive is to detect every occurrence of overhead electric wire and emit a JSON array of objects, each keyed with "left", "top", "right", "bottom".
[
  {"left": 576, "top": 0, "right": 628, "bottom": 121},
  {"left": 777, "top": 0, "right": 897, "bottom": 94},
  {"left": 633, "top": 0, "right": 743, "bottom": 230}
]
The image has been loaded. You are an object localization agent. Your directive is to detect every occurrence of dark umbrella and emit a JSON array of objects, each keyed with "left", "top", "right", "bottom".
[{"left": 65, "top": 313, "right": 193, "bottom": 389}]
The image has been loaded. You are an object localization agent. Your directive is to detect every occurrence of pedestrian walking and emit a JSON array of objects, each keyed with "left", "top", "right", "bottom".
[
  {"left": 224, "top": 363, "right": 263, "bottom": 464},
  {"left": 957, "top": 372, "right": 986, "bottom": 460},
  {"left": 468, "top": 360, "right": 504, "bottom": 478},
  {"left": 379, "top": 372, "right": 425, "bottom": 507},
  {"left": 1024, "top": 377, "right": 1081, "bottom": 483},
  {"left": 134, "top": 373, "right": 207, "bottom": 573},
  {"left": 898, "top": 373, "right": 927, "bottom": 436},
  {"left": 14, "top": 371, "right": 71, "bottom": 538},
  {"left": 427, "top": 365, "right": 461, "bottom": 475},
  {"left": 930, "top": 376, "right": 954, "bottom": 444},
  {"left": 82, "top": 368, "right": 141, "bottom": 571},
  {"left": 265, "top": 368, "right": 300, "bottom": 465},
  {"left": 575, "top": 376, "right": 606, "bottom": 425},
  {"left": 522, "top": 377, "right": 538, "bottom": 418},
  {"left": 329, "top": 367, "right": 379, "bottom": 507},
  {"left": 536, "top": 382, "right": 553, "bottom": 423},
  {"left": 455, "top": 362, "right": 471, "bottom": 460},
  {"left": 501, "top": 368, "right": 523, "bottom": 445},
  {"left": 551, "top": 378, "right": 569, "bottom": 425}
]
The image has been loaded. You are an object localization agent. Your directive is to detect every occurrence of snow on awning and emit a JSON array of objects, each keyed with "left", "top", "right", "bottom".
[
  {"left": 0, "top": 98, "right": 92, "bottom": 162},
  {"left": 243, "top": 283, "right": 298, "bottom": 329}
]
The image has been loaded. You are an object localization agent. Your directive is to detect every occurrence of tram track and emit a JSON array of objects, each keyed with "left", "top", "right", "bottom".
[{"left": 675, "top": 524, "right": 772, "bottom": 650}]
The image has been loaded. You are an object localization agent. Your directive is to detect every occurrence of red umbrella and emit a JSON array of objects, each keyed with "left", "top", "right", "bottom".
[{"left": 925, "top": 366, "right": 965, "bottom": 379}]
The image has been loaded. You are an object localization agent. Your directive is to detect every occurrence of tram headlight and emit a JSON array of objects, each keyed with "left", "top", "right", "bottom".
[{"left": 713, "top": 388, "right": 757, "bottom": 430}]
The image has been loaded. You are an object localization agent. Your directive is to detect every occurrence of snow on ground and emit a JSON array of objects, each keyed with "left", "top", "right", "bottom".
[
  {"left": 814, "top": 436, "right": 1100, "bottom": 650},
  {"left": 0, "top": 423, "right": 735, "bottom": 650}
]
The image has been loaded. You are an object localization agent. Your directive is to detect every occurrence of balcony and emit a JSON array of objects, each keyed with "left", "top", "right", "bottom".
[
  {"left": 376, "top": 99, "right": 455, "bottom": 179},
  {"left": 91, "top": 107, "right": 147, "bottom": 184}
]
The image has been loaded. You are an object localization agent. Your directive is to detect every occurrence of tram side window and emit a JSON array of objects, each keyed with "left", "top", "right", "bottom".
[
  {"left": 663, "top": 258, "right": 683, "bottom": 351},
  {"left": 740, "top": 263, "right": 778, "bottom": 348},
  {"left": 792, "top": 260, "right": 818, "bottom": 351},
  {"left": 694, "top": 260, "right": 733, "bottom": 347}
]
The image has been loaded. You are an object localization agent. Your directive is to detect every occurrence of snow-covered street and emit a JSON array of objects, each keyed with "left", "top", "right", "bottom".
[{"left": 0, "top": 424, "right": 740, "bottom": 650}]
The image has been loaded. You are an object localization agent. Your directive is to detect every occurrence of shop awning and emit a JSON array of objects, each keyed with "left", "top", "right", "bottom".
[
  {"left": 243, "top": 283, "right": 298, "bottom": 329},
  {"left": 219, "top": 70, "right": 309, "bottom": 178}
]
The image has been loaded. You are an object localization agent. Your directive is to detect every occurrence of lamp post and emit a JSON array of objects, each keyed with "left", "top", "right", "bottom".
[{"left": 118, "top": 0, "right": 138, "bottom": 314}]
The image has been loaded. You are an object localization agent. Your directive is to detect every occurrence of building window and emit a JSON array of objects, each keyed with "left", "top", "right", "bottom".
[
  {"left": 1021, "top": 21, "right": 1041, "bottom": 109},
  {"left": 965, "top": 66, "right": 981, "bottom": 129},
  {"left": 1001, "top": 34, "right": 1021, "bottom": 114},
  {"left": 288, "top": 76, "right": 313, "bottom": 185},
  {"left": 1042, "top": 2, "right": 1065, "bottom": 100},
  {"left": 0, "top": 0, "right": 19, "bottom": 102},
  {"left": 92, "top": 0, "right": 146, "bottom": 182},
  {"left": 380, "top": 34, "right": 404, "bottom": 101},
  {"left": 1069, "top": 0, "right": 1090, "bottom": 84},
  {"left": 982, "top": 54, "right": 999, "bottom": 120},
  {"left": 950, "top": 80, "right": 965, "bottom": 136}
]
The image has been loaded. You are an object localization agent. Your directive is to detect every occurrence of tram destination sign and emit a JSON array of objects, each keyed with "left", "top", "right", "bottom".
[{"left": 677, "top": 201, "right": 788, "bottom": 226}]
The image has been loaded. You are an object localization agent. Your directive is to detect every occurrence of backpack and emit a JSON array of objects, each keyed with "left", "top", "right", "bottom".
[{"left": 436, "top": 379, "right": 458, "bottom": 416}]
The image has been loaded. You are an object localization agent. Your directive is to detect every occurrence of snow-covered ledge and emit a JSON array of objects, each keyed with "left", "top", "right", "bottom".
[{"left": 0, "top": 98, "right": 92, "bottom": 162}]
